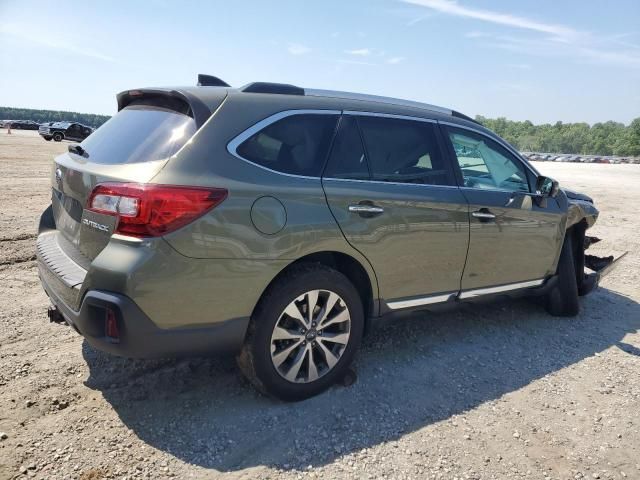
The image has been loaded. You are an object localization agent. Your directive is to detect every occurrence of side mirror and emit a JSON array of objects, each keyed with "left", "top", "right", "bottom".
[{"left": 536, "top": 176, "right": 559, "bottom": 198}]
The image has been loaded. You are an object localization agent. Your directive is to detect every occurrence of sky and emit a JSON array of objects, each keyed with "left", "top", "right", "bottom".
[{"left": 1, "top": 0, "right": 639, "bottom": 125}]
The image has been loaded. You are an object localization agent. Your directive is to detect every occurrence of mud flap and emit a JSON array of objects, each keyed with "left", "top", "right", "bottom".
[{"left": 579, "top": 235, "right": 627, "bottom": 296}]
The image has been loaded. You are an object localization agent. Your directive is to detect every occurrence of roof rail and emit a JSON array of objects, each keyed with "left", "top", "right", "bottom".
[
  {"left": 304, "top": 88, "right": 452, "bottom": 116},
  {"left": 241, "top": 82, "right": 305, "bottom": 96},
  {"left": 197, "top": 74, "right": 230, "bottom": 87}
]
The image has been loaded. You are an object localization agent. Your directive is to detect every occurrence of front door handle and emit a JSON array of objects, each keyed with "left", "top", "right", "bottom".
[
  {"left": 348, "top": 203, "right": 384, "bottom": 216},
  {"left": 471, "top": 209, "right": 496, "bottom": 220}
]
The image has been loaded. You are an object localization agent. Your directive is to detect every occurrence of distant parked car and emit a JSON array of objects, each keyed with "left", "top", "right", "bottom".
[
  {"left": 6, "top": 120, "right": 41, "bottom": 130},
  {"left": 39, "top": 122, "right": 93, "bottom": 142}
]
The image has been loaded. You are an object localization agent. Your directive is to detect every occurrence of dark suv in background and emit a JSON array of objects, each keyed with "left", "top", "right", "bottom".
[
  {"left": 39, "top": 121, "right": 93, "bottom": 142},
  {"left": 37, "top": 75, "right": 621, "bottom": 400}
]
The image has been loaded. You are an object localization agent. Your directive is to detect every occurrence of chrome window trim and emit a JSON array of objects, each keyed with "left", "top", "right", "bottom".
[
  {"left": 439, "top": 120, "right": 540, "bottom": 179},
  {"left": 226, "top": 109, "right": 341, "bottom": 180},
  {"left": 388, "top": 292, "right": 456, "bottom": 310},
  {"left": 305, "top": 89, "right": 452, "bottom": 116},
  {"left": 458, "top": 185, "right": 531, "bottom": 195},
  {"left": 323, "top": 176, "right": 460, "bottom": 189},
  {"left": 458, "top": 279, "right": 544, "bottom": 299},
  {"left": 343, "top": 110, "right": 438, "bottom": 123}
]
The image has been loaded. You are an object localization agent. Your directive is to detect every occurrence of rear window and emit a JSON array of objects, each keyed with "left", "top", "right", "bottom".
[
  {"left": 79, "top": 104, "right": 196, "bottom": 164},
  {"left": 235, "top": 114, "right": 339, "bottom": 177}
]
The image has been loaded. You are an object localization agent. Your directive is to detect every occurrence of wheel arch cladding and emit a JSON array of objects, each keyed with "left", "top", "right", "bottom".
[{"left": 252, "top": 251, "right": 376, "bottom": 330}]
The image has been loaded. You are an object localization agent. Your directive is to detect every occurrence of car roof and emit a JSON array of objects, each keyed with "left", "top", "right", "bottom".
[
  {"left": 159, "top": 84, "right": 476, "bottom": 122},
  {"left": 117, "top": 79, "right": 537, "bottom": 172}
]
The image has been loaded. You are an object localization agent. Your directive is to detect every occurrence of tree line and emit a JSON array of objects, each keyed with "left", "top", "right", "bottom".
[
  {"left": 476, "top": 116, "right": 640, "bottom": 157},
  {"left": 2, "top": 105, "right": 638, "bottom": 157},
  {"left": 0, "top": 106, "right": 111, "bottom": 129}
]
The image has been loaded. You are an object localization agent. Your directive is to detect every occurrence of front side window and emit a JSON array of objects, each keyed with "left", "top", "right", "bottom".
[
  {"left": 447, "top": 127, "right": 530, "bottom": 192},
  {"left": 236, "top": 114, "right": 339, "bottom": 177},
  {"left": 357, "top": 116, "right": 451, "bottom": 185}
]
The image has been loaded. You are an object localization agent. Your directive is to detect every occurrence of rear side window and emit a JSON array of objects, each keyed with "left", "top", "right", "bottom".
[
  {"left": 324, "top": 116, "right": 370, "bottom": 180},
  {"left": 80, "top": 104, "right": 197, "bottom": 164},
  {"left": 357, "top": 116, "right": 451, "bottom": 185},
  {"left": 236, "top": 114, "right": 338, "bottom": 177}
]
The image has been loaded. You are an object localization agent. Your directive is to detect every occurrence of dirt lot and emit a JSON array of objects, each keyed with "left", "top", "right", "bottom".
[{"left": 0, "top": 130, "right": 638, "bottom": 480}]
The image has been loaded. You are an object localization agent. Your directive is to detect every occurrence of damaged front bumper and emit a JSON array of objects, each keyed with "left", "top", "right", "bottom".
[{"left": 578, "top": 236, "right": 628, "bottom": 296}]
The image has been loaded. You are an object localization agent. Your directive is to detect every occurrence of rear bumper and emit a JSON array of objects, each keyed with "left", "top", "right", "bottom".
[{"left": 40, "top": 274, "right": 248, "bottom": 358}]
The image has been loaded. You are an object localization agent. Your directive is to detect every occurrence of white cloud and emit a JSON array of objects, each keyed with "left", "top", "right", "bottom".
[
  {"left": 402, "top": 0, "right": 578, "bottom": 39},
  {"left": 287, "top": 43, "right": 311, "bottom": 55},
  {"left": 407, "top": 14, "right": 433, "bottom": 26},
  {"left": 0, "top": 23, "right": 114, "bottom": 62},
  {"left": 403, "top": 0, "right": 640, "bottom": 69},
  {"left": 387, "top": 56, "right": 406, "bottom": 64},
  {"left": 345, "top": 48, "right": 372, "bottom": 56},
  {"left": 334, "top": 58, "right": 378, "bottom": 67}
]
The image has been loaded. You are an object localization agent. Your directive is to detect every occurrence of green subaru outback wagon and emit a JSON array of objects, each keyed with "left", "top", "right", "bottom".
[{"left": 37, "top": 75, "right": 621, "bottom": 400}]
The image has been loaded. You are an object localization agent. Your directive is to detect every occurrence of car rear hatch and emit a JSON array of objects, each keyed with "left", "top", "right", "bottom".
[{"left": 48, "top": 88, "right": 225, "bottom": 263}]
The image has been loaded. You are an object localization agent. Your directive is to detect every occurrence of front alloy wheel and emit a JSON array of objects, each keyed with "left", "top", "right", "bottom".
[{"left": 270, "top": 290, "right": 351, "bottom": 383}]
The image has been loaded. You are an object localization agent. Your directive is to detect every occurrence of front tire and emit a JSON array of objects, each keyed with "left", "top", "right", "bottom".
[
  {"left": 237, "top": 263, "right": 364, "bottom": 401},
  {"left": 545, "top": 233, "right": 580, "bottom": 317},
  {"left": 53, "top": 132, "right": 63, "bottom": 142}
]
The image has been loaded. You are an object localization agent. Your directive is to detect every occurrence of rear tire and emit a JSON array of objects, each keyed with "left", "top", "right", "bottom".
[
  {"left": 545, "top": 233, "right": 580, "bottom": 317},
  {"left": 53, "top": 132, "right": 63, "bottom": 142},
  {"left": 237, "top": 263, "right": 364, "bottom": 401}
]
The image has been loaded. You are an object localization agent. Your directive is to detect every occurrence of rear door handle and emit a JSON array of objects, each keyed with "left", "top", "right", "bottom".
[
  {"left": 349, "top": 205, "right": 384, "bottom": 213},
  {"left": 471, "top": 209, "right": 496, "bottom": 220},
  {"left": 348, "top": 204, "right": 384, "bottom": 215}
]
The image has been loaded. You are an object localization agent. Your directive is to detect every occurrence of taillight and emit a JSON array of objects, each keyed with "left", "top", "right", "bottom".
[{"left": 87, "top": 183, "right": 227, "bottom": 238}]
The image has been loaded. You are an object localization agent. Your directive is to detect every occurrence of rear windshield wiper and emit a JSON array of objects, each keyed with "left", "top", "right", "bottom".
[{"left": 68, "top": 144, "right": 89, "bottom": 158}]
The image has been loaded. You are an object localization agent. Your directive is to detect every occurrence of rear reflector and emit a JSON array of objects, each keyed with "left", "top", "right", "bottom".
[
  {"left": 105, "top": 308, "right": 120, "bottom": 342},
  {"left": 87, "top": 183, "right": 227, "bottom": 237}
]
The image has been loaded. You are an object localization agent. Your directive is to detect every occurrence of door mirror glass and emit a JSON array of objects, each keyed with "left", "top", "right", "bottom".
[{"left": 536, "top": 176, "right": 559, "bottom": 198}]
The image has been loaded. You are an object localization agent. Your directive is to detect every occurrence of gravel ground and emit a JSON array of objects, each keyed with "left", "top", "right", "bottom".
[{"left": 0, "top": 130, "right": 638, "bottom": 480}]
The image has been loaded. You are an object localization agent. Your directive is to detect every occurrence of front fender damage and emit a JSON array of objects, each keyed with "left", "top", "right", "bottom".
[
  {"left": 565, "top": 190, "right": 599, "bottom": 230},
  {"left": 561, "top": 189, "right": 627, "bottom": 296}
]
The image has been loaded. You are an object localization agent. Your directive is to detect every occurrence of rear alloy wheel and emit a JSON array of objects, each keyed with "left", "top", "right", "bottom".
[
  {"left": 271, "top": 290, "right": 351, "bottom": 383},
  {"left": 238, "top": 264, "right": 364, "bottom": 401}
]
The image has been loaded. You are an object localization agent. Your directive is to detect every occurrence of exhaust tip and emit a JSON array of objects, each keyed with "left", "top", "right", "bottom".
[{"left": 47, "top": 305, "right": 66, "bottom": 324}]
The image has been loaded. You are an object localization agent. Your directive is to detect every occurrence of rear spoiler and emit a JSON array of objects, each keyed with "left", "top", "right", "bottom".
[{"left": 116, "top": 88, "right": 214, "bottom": 127}]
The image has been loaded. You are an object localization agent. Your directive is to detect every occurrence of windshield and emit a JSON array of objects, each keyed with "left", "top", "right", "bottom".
[{"left": 80, "top": 104, "right": 196, "bottom": 164}]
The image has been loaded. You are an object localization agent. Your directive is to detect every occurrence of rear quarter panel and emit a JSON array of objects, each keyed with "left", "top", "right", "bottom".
[{"left": 151, "top": 94, "right": 380, "bottom": 311}]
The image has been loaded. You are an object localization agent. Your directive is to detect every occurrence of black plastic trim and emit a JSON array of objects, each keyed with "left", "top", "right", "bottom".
[
  {"left": 197, "top": 74, "right": 230, "bottom": 87},
  {"left": 41, "top": 282, "right": 249, "bottom": 358},
  {"left": 241, "top": 82, "right": 305, "bottom": 96}
]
